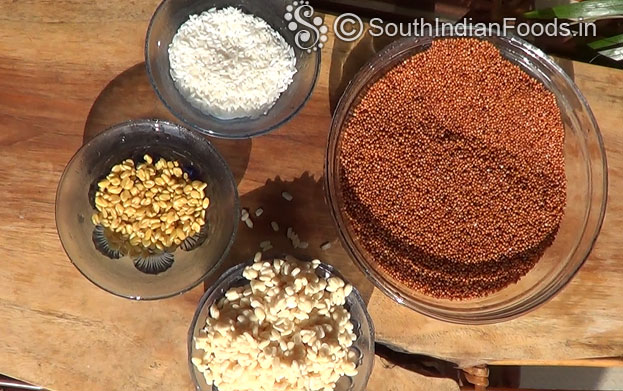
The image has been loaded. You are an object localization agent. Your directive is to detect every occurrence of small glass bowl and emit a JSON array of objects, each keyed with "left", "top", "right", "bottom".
[
  {"left": 56, "top": 119, "right": 239, "bottom": 300},
  {"left": 188, "top": 256, "right": 375, "bottom": 391},
  {"left": 145, "top": 0, "right": 321, "bottom": 139},
  {"left": 325, "top": 30, "right": 608, "bottom": 324}
]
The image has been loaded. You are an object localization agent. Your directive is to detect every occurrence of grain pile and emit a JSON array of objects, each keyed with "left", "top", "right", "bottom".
[
  {"left": 168, "top": 7, "right": 297, "bottom": 119},
  {"left": 192, "top": 256, "right": 359, "bottom": 391},
  {"left": 339, "top": 38, "right": 566, "bottom": 299},
  {"left": 92, "top": 155, "right": 210, "bottom": 254}
]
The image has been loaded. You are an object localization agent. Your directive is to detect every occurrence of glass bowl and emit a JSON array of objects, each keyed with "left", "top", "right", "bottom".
[
  {"left": 56, "top": 119, "right": 239, "bottom": 300},
  {"left": 145, "top": 0, "right": 321, "bottom": 139},
  {"left": 188, "top": 256, "right": 375, "bottom": 391},
  {"left": 325, "top": 31, "right": 608, "bottom": 324}
]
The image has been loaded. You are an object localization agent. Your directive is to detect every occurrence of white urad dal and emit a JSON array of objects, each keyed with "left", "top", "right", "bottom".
[
  {"left": 191, "top": 257, "right": 359, "bottom": 391},
  {"left": 168, "top": 7, "right": 297, "bottom": 119}
]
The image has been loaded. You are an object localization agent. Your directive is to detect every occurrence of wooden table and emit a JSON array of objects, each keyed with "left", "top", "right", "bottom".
[{"left": 0, "top": 2, "right": 622, "bottom": 391}]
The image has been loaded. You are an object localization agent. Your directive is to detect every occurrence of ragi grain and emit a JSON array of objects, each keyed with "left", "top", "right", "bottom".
[{"left": 339, "top": 38, "right": 566, "bottom": 299}]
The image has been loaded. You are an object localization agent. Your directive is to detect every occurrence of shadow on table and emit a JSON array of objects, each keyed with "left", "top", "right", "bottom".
[
  {"left": 203, "top": 171, "right": 375, "bottom": 305},
  {"left": 82, "top": 62, "right": 251, "bottom": 184}
]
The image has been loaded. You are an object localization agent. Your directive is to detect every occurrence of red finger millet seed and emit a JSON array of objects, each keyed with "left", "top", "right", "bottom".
[{"left": 339, "top": 38, "right": 566, "bottom": 300}]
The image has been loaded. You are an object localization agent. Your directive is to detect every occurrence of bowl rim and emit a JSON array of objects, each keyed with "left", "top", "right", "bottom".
[
  {"left": 324, "top": 30, "right": 608, "bottom": 324},
  {"left": 144, "top": 0, "right": 322, "bottom": 140},
  {"left": 55, "top": 118, "right": 241, "bottom": 301},
  {"left": 187, "top": 256, "right": 376, "bottom": 391}
]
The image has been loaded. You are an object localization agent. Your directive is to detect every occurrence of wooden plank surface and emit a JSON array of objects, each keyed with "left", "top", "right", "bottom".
[{"left": 0, "top": 2, "right": 622, "bottom": 391}]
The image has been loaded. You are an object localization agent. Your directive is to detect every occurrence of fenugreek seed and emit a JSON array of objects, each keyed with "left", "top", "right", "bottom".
[
  {"left": 93, "top": 156, "right": 210, "bottom": 253},
  {"left": 173, "top": 167, "right": 183, "bottom": 177},
  {"left": 202, "top": 198, "right": 210, "bottom": 209},
  {"left": 97, "top": 179, "right": 109, "bottom": 189},
  {"left": 120, "top": 190, "right": 131, "bottom": 202},
  {"left": 143, "top": 154, "right": 153, "bottom": 164},
  {"left": 91, "top": 214, "right": 100, "bottom": 225},
  {"left": 271, "top": 221, "right": 279, "bottom": 232},
  {"left": 111, "top": 164, "right": 123, "bottom": 173},
  {"left": 121, "top": 177, "right": 133, "bottom": 190},
  {"left": 172, "top": 167, "right": 183, "bottom": 178}
]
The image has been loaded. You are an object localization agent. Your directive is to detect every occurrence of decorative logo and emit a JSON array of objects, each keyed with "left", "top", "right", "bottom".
[
  {"left": 284, "top": 1, "right": 328, "bottom": 52},
  {"left": 334, "top": 13, "right": 364, "bottom": 42}
]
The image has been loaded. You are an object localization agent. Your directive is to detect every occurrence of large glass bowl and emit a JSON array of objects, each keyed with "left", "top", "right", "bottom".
[
  {"left": 145, "top": 0, "right": 321, "bottom": 139},
  {"left": 325, "top": 32, "right": 608, "bottom": 324},
  {"left": 56, "top": 119, "right": 239, "bottom": 300},
  {"left": 188, "top": 256, "right": 375, "bottom": 391}
]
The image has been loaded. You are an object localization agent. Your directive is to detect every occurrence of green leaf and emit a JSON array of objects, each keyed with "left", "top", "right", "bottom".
[
  {"left": 588, "top": 33, "right": 623, "bottom": 49},
  {"left": 598, "top": 46, "right": 623, "bottom": 61},
  {"left": 524, "top": 0, "right": 623, "bottom": 20}
]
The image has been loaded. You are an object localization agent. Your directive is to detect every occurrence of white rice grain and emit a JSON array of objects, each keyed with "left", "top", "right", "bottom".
[
  {"left": 168, "top": 7, "right": 297, "bottom": 119},
  {"left": 245, "top": 218, "right": 254, "bottom": 229}
]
